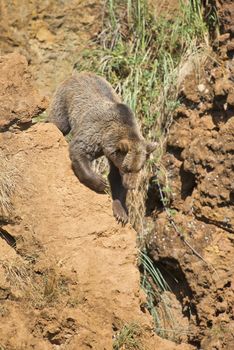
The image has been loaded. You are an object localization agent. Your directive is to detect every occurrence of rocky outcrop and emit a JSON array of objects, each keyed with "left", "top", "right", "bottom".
[{"left": 147, "top": 2, "right": 234, "bottom": 348}]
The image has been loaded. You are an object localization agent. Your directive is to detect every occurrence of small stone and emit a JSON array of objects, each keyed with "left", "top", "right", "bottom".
[
  {"left": 197, "top": 84, "right": 206, "bottom": 93},
  {"left": 36, "top": 27, "right": 55, "bottom": 43}
]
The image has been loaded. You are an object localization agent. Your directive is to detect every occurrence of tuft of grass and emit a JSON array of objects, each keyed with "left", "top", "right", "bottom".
[
  {"left": 1, "top": 258, "right": 41, "bottom": 302},
  {"left": 0, "top": 151, "right": 19, "bottom": 221},
  {"left": 32, "top": 110, "right": 48, "bottom": 123},
  {"left": 140, "top": 251, "right": 172, "bottom": 334},
  {"left": 140, "top": 250, "right": 191, "bottom": 341},
  {"left": 113, "top": 322, "right": 143, "bottom": 350},
  {"left": 1, "top": 258, "right": 64, "bottom": 308},
  {"left": 75, "top": 0, "right": 208, "bottom": 130}
]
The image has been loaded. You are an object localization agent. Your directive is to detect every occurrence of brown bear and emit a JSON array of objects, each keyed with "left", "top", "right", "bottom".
[{"left": 48, "top": 72, "right": 157, "bottom": 224}]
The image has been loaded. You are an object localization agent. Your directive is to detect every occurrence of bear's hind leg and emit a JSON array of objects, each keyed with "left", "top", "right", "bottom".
[
  {"left": 108, "top": 161, "right": 128, "bottom": 224},
  {"left": 47, "top": 94, "right": 71, "bottom": 135}
]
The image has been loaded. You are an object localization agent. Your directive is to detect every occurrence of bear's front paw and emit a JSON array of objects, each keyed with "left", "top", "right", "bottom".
[{"left": 112, "top": 200, "right": 128, "bottom": 225}]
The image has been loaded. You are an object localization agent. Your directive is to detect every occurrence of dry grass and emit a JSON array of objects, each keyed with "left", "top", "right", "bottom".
[
  {"left": 113, "top": 322, "right": 144, "bottom": 350},
  {"left": 1, "top": 258, "right": 42, "bottom": 304},
  {"left": 0, "top": 151, "right": 19, "bottom": 221},
  {"left": 0, "top": 257, "right": 63, "bottom": 308}
]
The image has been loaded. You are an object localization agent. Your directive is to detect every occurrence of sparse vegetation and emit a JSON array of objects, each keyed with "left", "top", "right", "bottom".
[
  {"left": 140, "top": 251, "right": 172, "bottom": 338},
  {"left": 1, "top": 258, "right": 42, "bottom": 305},
  {"left": 0, "top": 151, "right": 19, "bottom": 221},
  {"left": 76, "top": 0, "right": 207, "bottom": 132},
  {"left": 32, "top": 110, "right": 48, "bottom": 123},
  {"left": 1, "top": 257, "right": 67, "bottom": 308},
  {"left": 113, "top": 322, "right": 143, "bottom": 350}
]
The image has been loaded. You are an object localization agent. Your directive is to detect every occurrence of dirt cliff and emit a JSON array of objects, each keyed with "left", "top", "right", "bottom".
[
  {"left": 147, "top": 1, "right": 234, "bottom": 349},
  {"left": 0, "top": 53, "right": 192, "bottom": 349}
]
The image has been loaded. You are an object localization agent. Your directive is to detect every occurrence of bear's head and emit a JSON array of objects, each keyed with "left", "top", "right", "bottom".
[{"left": 113, "top": 138, "right": 157, "bottom": 189}]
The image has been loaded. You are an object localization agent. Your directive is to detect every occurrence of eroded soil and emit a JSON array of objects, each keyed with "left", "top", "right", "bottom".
[{"left": 146, "top": 2, "right": 234, "bottom": 348}]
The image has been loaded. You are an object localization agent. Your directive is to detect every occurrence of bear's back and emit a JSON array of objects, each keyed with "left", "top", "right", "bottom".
[
  {"left": 61, "top": 72, "right": 126, "bottom": 131},
  {"left": 51, "top": 72, "right": 138, "bottom": 137},
  {"left": 70, "top": 72, "right": 121, "bottom": 104}
]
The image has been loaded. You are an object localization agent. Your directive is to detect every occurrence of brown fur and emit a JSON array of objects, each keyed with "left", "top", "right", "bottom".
[{"left": 48, "top": 72, "right": 157, "bottom": 223}]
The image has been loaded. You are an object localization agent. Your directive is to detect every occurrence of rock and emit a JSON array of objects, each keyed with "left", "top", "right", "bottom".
[
  {"left": 36, "top": 27, "right": 55, "bottom": 43},
  {"left": 214, "top": 77, "right": 232, "bottom": 96},
  {"left": 217, "top": 33, "right": 230, "bottom": 43},
  {"left": 0, "top": 52, "right": 48, "bottom": 131},
  {"left": 149, "top": 6, "right": 234, "bottom": 346}
]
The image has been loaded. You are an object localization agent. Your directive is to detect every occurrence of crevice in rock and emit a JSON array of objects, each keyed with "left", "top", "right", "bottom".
[
  {"left": 179, "top": 165, "right": 196, "bottom": 200},
  {"left": 166, "top": 145, "right": 184, "bottom": 161},
  {"left": 227, "top": 49, "right": 234, "bottom": 59},
  {"left": 0, "top": 120, "right": 33, "bottom": 132},
  {"left": 229, "top": 190, "right": 234, "bottom": 204},
  {"left": 194, "top": 214, "right": 234, "bottom": 233},
  {"left": 179, "top": 95, "right": 200, "bottom": 110},
  {"left": 145, "top": 176, "right": 163, "bottom": 216},
  {"left": 0, "top": 118, "right": 18, "bottom": 132},
  {"left": 153, "top": 257, "right": 199, "bottom": 323},
  {"left": 16, "top": 121, "right": 33, "bottom": 131},
  {"left": 145, "top": 255, "right": 202, "bottom": 348},
  {"left": 189, "top": 340, "right": 202, "bottom": 350},
  {"left": 217, "top": 200, "right": 233, "bottom": 208},
  {"left": 209, "top": 103, "right": 234, "bottom": 126}
]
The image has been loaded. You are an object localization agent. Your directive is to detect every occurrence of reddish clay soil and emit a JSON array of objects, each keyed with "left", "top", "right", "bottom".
[{"left": 146, "top": 2, "right": 234, "bottom": 349}]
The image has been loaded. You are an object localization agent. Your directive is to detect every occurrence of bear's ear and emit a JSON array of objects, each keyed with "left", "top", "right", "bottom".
[
  {"left": 118, "top": 139, "right": 131, "bottom": 153},
  {"left": 146, "top": 142, "right": 157, "bottom": 155}
]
